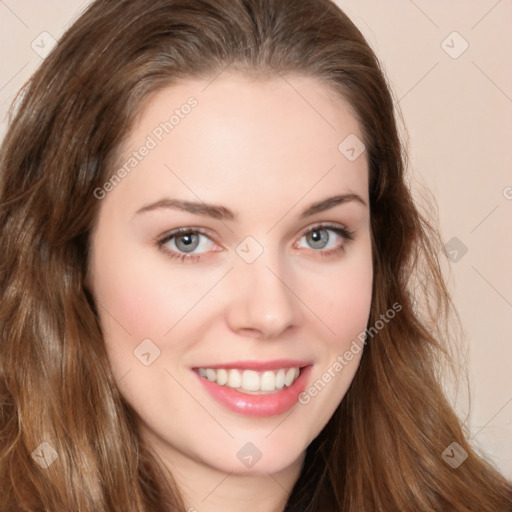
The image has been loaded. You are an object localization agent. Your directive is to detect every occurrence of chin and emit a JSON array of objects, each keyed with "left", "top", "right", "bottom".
[{"left": 202, "top": 437, "right": 308, "bottom": 477}]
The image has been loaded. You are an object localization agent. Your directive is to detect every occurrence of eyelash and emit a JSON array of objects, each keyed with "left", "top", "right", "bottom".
[{"left": 156, "top": 223, "right": 355, "bottom": 263}]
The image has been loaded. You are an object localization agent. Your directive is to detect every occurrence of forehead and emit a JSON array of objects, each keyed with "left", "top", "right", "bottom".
[{"left": 106, "top": 73, "right": 368, "bottom": 217}]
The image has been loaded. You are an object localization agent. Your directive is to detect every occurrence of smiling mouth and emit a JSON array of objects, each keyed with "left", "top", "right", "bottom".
[{"left": 194, "top": 366, "right": 304, "bottom": 394}]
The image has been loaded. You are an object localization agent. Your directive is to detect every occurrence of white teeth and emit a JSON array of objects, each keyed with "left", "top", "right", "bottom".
[
  {"left": 275, "top": 369, "right": 285, "bottom": 389},
  {"left": 284, "top": 367, "right": 299, "bottom": 386},
  {"left": 216, "top": 368, "right": 228, "bottom": 386},
  {"left": 227, "top": 368, "right": 242, "bottom": 388},
  {"left": 260, "top": 371, "right": 275, "bottom": 391},
  {"left": 241, "top": 370, "right": 260, "bottom": 391},
  {"left": 196, "top": 366, "right": 301, "bottom": 393}
]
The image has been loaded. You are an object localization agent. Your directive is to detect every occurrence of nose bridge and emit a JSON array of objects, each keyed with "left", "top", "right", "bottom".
[{"left": 226, "top": 241, "right": 302, "bottom": 338}]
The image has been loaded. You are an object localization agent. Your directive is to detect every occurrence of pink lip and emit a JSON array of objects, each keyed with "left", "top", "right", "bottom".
[
  {"left": 193, "top": 364, "right": 313, "bottom": 417},
  {"left": 193, "top": 359, "right": 313, "bottom": 371}
]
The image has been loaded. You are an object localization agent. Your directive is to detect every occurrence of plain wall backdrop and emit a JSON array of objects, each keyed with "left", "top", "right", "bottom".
[{"left": 0, "top": 0, "right": 511, "bottom": 480}]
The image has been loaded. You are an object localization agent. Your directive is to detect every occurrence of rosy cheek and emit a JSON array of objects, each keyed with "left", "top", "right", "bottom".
[
  {"left": 324, "top": 270, "right": 372, "bottom": 346},
  {"left": 107, "top": 266, "right": 210, "bottom": 342},
  {"left": 109, "top": 276, "right": 170, "bottom": 336}
]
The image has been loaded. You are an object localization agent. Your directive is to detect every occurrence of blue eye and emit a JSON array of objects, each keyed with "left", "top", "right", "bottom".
[
  {"left": 295, "top": 224, "right": 354, "bottom": 256},
  {"left": 308, "top": 229, "right": 330, "bottom": 249},
  {"left": 170, "top": 231, "right": 201, "bottom": 253},
  {"left": 158, "top": 228, "right": 217, "bottom": 262},
  {"left": 157, "top": 224, "right": 354, "bottom": 263}
]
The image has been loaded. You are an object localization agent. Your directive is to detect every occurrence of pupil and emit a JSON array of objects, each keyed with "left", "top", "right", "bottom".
[
  {"left": 308, "top": 229, "right": 328, "bottom": 249},
  {"left": 177, "top": 233, "right": 198, "bottom": 252}
]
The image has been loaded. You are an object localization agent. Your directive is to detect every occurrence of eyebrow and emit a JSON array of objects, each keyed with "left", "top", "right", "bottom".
[{"left": 134, "top": 193, "right": 367, "bottom": 221}]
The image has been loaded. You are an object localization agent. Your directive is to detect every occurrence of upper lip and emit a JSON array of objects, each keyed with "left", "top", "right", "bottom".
[{"left": 193, "top": 359, "right": 313, "bottom": 371}]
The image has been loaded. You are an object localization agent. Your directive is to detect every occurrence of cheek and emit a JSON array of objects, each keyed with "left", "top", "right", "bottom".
[
  {"left": 306, "top": 247, "right": 373, "bottom": 348},
  {"left": 108, "top": 274, "right": 175, "bottom": 335},
  {"left": 93, "top": 265, "right": 169, "bottom": 336},
  {"left": 90, "top": 233, "right": 195, "bottom": 338},
  {"left": 295, "top": 250, "right": 372, "bottom": 439},
  {"left": 87, "top": 237, "right": 175, "bottom": 376},
  {"left": 330, "top": 271, "right": 372, "bottom": 342},
  {"left": 90, "top": 243, "right": 225, "bottom": 376}
]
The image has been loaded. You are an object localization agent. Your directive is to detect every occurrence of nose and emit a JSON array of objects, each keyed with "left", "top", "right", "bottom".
[{"left": 225, "top": 252, "right": 304, "bottom": 340}]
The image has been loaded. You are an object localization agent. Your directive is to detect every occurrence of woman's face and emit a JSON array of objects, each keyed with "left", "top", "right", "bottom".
[{"left": 88, "top": 73, "right": 372, "bottom": 477}]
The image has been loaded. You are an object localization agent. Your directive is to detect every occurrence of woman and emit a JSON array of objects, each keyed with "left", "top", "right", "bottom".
[{"left": 0, "top": 0, "right": 511, "bottom": 510}]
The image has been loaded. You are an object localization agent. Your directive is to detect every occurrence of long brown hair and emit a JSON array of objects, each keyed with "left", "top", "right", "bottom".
[{"left": 1, "top": 0, "right": 511, "bottom": 510}]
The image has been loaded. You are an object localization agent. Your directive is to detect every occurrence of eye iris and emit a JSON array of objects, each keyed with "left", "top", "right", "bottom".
[
  {"left": 175, "top": 233, "right": 199, "bottom": 253},
  {"left": 307, "top": 229, "right": 329, "bottom": 249}
]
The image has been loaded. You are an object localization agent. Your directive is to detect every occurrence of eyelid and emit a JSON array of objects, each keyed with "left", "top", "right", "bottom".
[
  {"left": 157, "top": 222, "right": 352, "bottom": 244},
  {"left": 156, "top": 221, "right": 354, "bottom": 261},
  {"left": 297, "top": 221, "right": 353, "bottom": 239},
  {"left": 156, "top": 226, "right": 219, "bottom": 246}
]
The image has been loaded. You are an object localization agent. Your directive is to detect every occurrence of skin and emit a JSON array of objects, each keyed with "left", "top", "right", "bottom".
[{"left": 87, "top": 73, "right": 373, "bottom": 512}]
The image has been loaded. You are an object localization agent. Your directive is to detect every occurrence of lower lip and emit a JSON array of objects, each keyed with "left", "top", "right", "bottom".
[{"left": 193, "top": 366, "right": 313, "bottom": 417}]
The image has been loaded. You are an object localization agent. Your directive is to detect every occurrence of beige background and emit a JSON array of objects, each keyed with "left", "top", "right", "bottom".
[{"left": 0, "top": 1, "right": 510, "bottom": 479}]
